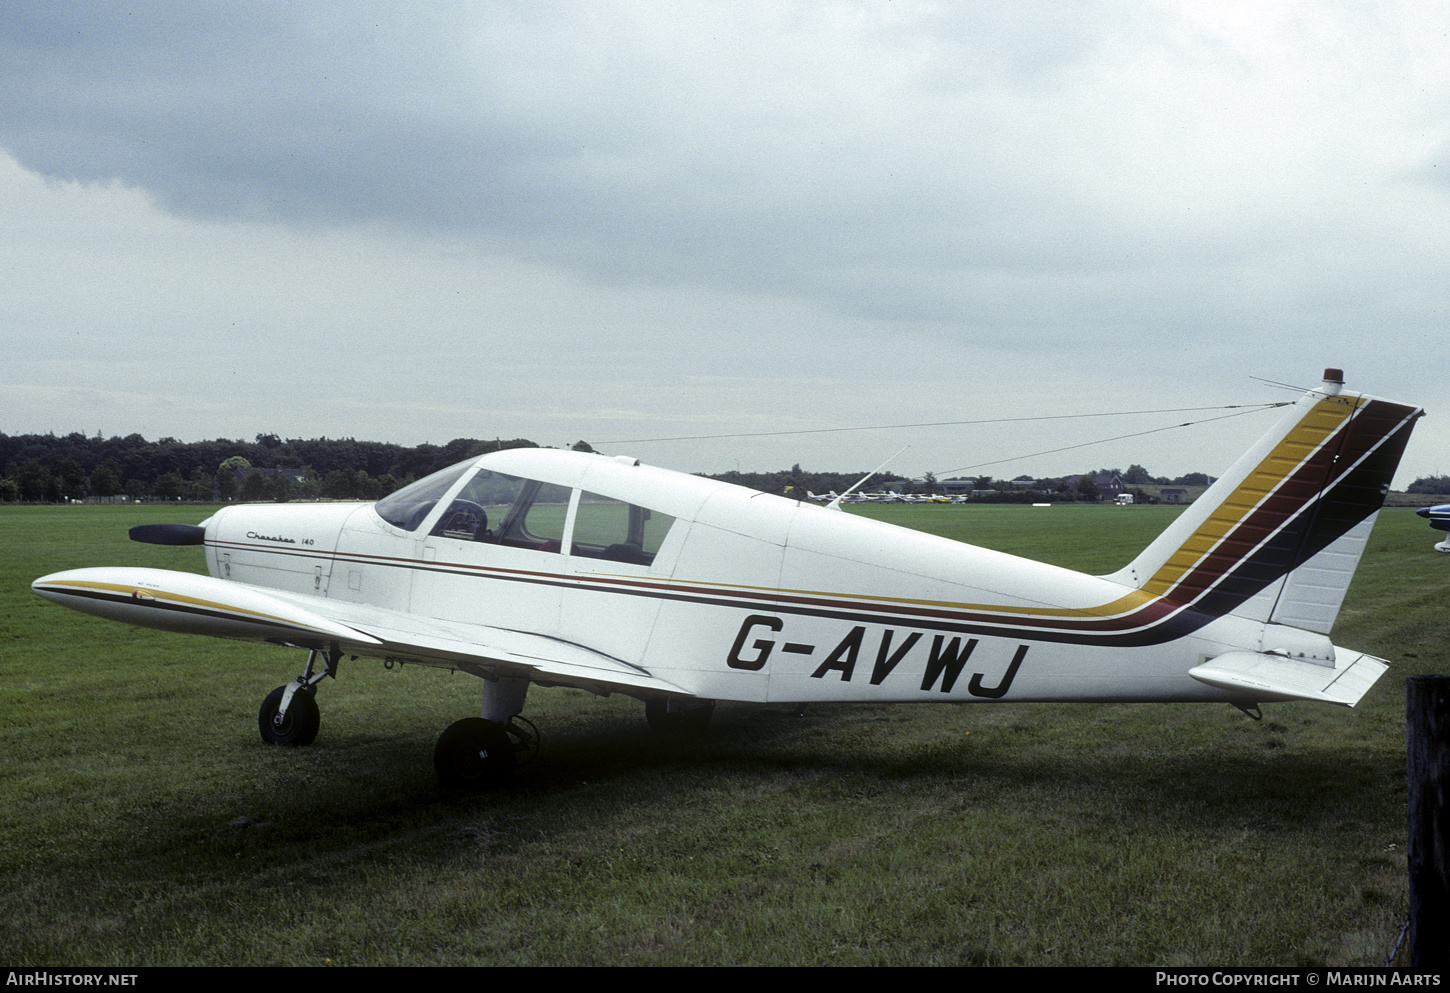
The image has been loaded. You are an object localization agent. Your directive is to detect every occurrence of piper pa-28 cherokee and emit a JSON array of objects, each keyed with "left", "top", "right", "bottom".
[{"left": 32, "top": 369, "right": 1421, "bottom": 789}]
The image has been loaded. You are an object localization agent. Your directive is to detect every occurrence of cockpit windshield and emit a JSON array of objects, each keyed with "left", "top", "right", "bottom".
[{"left": 374, "top": 462, "right": 473, "bottom": 532}]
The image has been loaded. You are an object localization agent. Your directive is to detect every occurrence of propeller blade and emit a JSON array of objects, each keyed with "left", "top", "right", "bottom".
[{"left": 129, "top": 524, "right": 206, "bottom": 546}]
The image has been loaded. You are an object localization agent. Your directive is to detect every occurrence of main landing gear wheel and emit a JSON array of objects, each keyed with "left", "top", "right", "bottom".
[
  {"left": 645, "top": 697, "right": 715, "bottom": 736},
  {"left": 258, "top": 685, "right": 320, "bottom": 746},
  {"left": 434, "top": 718, "right": 514, "bottom": 789}
]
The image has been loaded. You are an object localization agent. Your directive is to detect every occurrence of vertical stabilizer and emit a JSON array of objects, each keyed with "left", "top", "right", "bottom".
[{"left": 1104, "top": 370, "right": 1421, "bottom": 632}]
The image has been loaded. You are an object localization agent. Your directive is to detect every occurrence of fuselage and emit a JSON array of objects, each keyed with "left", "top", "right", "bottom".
[{"left": 199, "top": 448, "right": 1273, "bottom": 706}]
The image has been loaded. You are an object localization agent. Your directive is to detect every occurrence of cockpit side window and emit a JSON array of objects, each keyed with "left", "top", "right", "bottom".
[
  {"left": 494, "top": 481, "right": 572, "bottom": 550},
  {"left": 431, "top": 471, "right": 528, "bottom": 541},
  {"left": 570, "top": 491, "right": 675, "bottom": 566}
]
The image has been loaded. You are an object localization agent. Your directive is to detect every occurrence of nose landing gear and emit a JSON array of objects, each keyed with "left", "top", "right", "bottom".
[
  {"left": 258, "top": 647, "right": 338, "bottom": 746},
  {"left": 258, "top": 684, "right": 320, "bottom": 745}
]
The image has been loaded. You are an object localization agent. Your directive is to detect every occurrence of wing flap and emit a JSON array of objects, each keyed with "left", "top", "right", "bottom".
[
  {"left": 284, "top": 593, "right": 685, "bottom": 695},
  {"left": 1188, "top": 649, "right": 1387, "bottom": 707}
]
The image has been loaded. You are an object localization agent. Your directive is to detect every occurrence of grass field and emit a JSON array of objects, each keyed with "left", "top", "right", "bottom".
[{"left": 1, "top": 501, "right": 1444, "bottom": 965}]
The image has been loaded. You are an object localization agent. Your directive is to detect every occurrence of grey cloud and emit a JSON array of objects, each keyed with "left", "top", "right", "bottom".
[
  {"left": 2, "top": 2, "right": 1448, "bottom": 483},
  {"left": 0, "top": 3, "right": 1171, "bottom": 322}
]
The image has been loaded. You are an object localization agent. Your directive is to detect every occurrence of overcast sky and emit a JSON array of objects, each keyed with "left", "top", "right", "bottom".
[{"left": 2, "top": 1, "right": 1447, "bottom": 486}]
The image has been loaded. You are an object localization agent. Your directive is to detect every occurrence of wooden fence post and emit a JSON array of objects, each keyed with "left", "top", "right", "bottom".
[{"left": 1407, "top": 675, "right": 1450, "bottom": 966}]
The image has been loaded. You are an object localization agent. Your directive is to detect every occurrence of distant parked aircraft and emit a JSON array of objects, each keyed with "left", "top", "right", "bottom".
[{"left": 1416, "top": 504, "right": 1450, "bottom": 552}]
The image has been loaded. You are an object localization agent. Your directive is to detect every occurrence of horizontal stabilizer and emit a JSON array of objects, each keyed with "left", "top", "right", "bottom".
[{"left": 1188, "top": 649, "right": 1387, "bottom": 707}]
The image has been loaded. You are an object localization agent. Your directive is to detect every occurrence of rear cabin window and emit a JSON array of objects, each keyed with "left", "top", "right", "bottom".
[{"left": 570, "top": 491, "right": 675, "bottom": 566}]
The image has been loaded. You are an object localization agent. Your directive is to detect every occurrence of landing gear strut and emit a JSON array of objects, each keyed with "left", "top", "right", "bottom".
[
  {"left": 645, "top": 696, "right": 715, "bottom": 735},
  {"left": 258, "top": 647, "right": 338, "bottom": 746}
]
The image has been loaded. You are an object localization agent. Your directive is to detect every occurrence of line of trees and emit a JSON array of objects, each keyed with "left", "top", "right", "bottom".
[
  {"left": 8, "top": 429, "right": 1441, "bottom": 505},
  {"left": 1406, "top": 475, "right": 1450, "bottom": 495},
  {"left": 696, "top": 463, "right": 1217, "bottom": 504},
  {"left": 704, "top": 465, "right": 909, "bottom": 498},
  {"left": 0, "top": 431, "right": 538, "bottom": 503}
]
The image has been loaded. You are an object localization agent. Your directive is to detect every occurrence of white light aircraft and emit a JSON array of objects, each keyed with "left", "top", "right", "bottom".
[{"left": 32, "top": 370, "right": 1420, "bottom": 789}]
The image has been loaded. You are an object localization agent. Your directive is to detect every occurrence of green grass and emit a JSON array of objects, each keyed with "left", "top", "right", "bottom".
[{"left": 0, "top": 502, "right": 1441, "bottom": 965}]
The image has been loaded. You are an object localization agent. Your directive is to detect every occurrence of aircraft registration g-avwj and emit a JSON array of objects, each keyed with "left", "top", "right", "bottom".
[{"left": 32, "top": 370, "right": 1421, "bottom": 789}]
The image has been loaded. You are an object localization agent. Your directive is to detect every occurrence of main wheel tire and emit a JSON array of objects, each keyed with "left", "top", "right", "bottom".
[
  {"left": 434, "top": 718, "right": 514, "bottom": 789},
  {"left": 644, "top": 697, "right": 714, "bottom": 736},
  {"left": 258, "top": 685, "right": 320, "bottom": 746}
]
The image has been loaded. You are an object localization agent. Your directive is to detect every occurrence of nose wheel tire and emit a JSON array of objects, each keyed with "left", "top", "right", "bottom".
[
  {"left": 258, "top": 685, "right": 320, "bottom": 746},
  {"left": 435, "top": 718, "right": 514, "bottom": 789}
]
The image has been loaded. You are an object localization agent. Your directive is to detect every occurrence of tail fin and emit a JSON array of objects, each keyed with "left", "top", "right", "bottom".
[{"left": 1106, "top": 370, "right": 1421, "bottom": 633}]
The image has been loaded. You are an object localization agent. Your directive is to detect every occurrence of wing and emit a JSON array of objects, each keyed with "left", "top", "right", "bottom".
[{"left": 32, "top": 567, "right": 686, "bottom": 697}]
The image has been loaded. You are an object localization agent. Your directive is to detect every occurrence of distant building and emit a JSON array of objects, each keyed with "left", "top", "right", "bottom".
[
  {"left": 1093, "top": 473, "right": 1124, "bottom": 498},
  {"left": 1063, "top": 472, "right": 1124, "bottom": 501}
]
